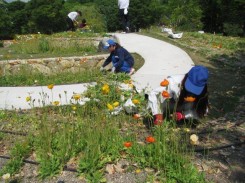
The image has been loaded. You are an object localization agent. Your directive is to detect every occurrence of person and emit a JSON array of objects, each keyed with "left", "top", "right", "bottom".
[
  {"left": 100, "top": 39, "right": 135, "bottom": 75},
  {"left": 66, "top": 10, "right": 82, "bottom": 31},
  {"left": 79, "top": 19, "right": 87, "bottom": 29},
  {"left": 118, "top": 0, "right": 130, "bottom": 33},
  {"left": 147, "top": 65, "right": 209, "bottom": 125}
]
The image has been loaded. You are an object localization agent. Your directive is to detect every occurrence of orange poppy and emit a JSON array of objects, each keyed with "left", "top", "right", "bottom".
[
  {"left": 162, "top": 91, "right": 170, "bottom": 98},
  {"left": 133, "top": 114, "right": 141, "bottom": 119},
  {"left": 160, "top": 79, "right": 169, "bottom": 87},
  {"left": 146, "top": 136, "right": 156, "bottom": 143},
  {"left": 124, "top": 142, "right": 132, "bottom": 148},
  {"left": 184, "top": 96, "right": 196, "bottom": 102}
]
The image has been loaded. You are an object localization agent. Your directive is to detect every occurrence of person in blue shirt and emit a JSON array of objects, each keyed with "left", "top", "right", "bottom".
[{"left": 100, "top": 39, "right": 135, "bottom": 75}]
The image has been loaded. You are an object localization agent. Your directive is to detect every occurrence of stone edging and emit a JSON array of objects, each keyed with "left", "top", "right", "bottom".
[{"left": 0, "top": 54, "right": 108, "bottom": 76}]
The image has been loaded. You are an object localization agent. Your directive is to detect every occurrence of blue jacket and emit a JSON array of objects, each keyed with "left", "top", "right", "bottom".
[{"left": 102, "top": 47, "right": 134, "bottom": 72}]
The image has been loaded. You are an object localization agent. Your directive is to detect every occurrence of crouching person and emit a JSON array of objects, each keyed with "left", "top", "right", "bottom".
[
  {"left": 147, "top": 65, "right": 209, "bottom": 125},
  {"left": 100, "top": 39, "right": 135, "bottom": 75}
]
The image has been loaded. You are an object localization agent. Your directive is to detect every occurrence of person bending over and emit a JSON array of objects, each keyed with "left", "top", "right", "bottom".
[
  {"left": 66, "top": 10, "right": 82, "bottom": 31},
  {"left": 100, "top": 39, "right": 135, "bottom": 75},
  {"left": 147, "top": 65, "right": 209, "bottom": 125}
]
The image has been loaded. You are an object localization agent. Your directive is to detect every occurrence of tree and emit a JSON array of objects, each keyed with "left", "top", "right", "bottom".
[
  {"left": 0, "top": 4, "right": 14, "bottom": 39},
  {"left": 25, "top": 0, "right": 66, "bottom": 34}
]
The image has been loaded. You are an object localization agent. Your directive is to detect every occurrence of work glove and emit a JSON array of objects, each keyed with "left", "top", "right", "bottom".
[
  {"left": 100, "top": 67, "right": 105, "bottom": 71},
  {"left": 111, "top": 67, "right": 116, "bottom": 73},
  {"left": 175, "top": 112, "right": 185, "bottom": 121},
  {"left": 124, "top": 8, "right": 128, "bottom": 15}
]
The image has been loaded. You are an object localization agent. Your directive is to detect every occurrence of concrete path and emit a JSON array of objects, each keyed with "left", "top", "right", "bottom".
[{"left": 0, "top": 33, "right": 194, "bottom": 110}]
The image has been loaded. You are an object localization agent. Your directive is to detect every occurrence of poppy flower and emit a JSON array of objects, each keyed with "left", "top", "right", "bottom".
[
  {"left": 53, "top": 101, "right": 60, "bottom": 106},
  {"left": 133, "top": 114, "right": 141, "bottom": 119},
  {"left": 146, "top": 136, "right": 156, "bottom": 143},
  {"left": 73, "top": 94, "right": 81, "bottom": 100},
  {"left": 102, "top": 84, "right": 110, "bottom": 94},
  {"left": 47, "top": 84, "right": 54, "bottom": 90},
  {"left": 124, "top": 142, "right": 132, "bottom": 148},
  {"left": 190, "top": 134, "right": 199, "bottom": 145},
  {"left": 113, "top": 101, "right": 119, "bottom": 107},
  {"left": 160, "top": 79, "right": 169, "bottom": 87},
  {"left": 107, "top": 103, "right": 114, "bottom": 111},
  {"left": 162, "top": 91, "right": 170, "bottom": 98},
  {"left": 132, "top": 99, "right": 140, "bottom": 105},
  {"left": 184, "top": 96, "right": 196, "bottom": 102},
  {"left": 26, "top": 96, "right": 31, "bottom": 102},
  {"left": 72, "top": 106, "right": 77, "bottom": 110}
]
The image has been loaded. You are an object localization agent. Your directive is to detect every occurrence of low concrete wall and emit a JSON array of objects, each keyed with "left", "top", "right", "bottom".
[{"left": 0, "top": 54, "right": 108, "bottom": 76}]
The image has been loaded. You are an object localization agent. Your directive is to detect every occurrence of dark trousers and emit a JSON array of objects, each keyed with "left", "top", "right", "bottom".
[
  {"left": 66, "top": 17, "right": 75, "bottom": 31},
  {"left": 119, "top": 9, "right": 129, "bottom": 32}
]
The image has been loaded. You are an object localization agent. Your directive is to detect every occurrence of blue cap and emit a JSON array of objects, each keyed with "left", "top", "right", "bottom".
[
  {"left": 185, "top": 66, "right": 209, "bottom": 95},
  {"left": 103, "top": 39, "right": 117, "bottom": 49}
]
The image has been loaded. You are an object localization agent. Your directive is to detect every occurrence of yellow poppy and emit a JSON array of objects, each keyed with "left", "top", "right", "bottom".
[
  {"left": 47, "top": 84, "right": 54, "bottom": 90},
  {"left": 26, "top": 96, "right": 31, "bottom": 102},
  {"left": 72, "top": 106, "right": 77, "bottom": 110},
  {"left": 73, "top": 94, "right": 81, "bottom": 100},
  {"left": 107, "top": 103, "right": 114, "bottom": 111},
  {"left": 102, "top": 84, "right": 110, "bottom": 94},
  {"left": 113, "top": 101, "right": 119, "bottom": 107},
  {"left": 132, "top": 99, "right": 140, "bottom": 105},
  {"left": 53, "top": 101, "right": 60, "bottom": 106}
]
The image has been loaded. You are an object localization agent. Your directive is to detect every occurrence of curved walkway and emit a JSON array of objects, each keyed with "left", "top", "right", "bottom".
[{"left": 0, "top": 33, "right": 194, "bottom": 110}]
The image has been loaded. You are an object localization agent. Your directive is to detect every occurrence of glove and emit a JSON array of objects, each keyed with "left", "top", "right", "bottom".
[
  {"left": 111, "top": 67, "right": 116, "bottom": 73},
  {"left": 175, "top": 112, "right": 185, "bottom": 121},
  {"left": 100, "top": 67, "right": 105, "bottom": 71},
  {"left": 124, "top": 8, "right": 128, "bottom": 15}
]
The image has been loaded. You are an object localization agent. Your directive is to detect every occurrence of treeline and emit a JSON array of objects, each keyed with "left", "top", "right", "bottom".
[{"left": 0, "top": 0, "right": 244, "bottom": 39}]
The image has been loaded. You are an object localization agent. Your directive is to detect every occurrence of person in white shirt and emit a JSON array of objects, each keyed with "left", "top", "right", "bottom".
[
  {"left": 118, "top": 0, "right": 130, "bottom": 33},
  {"left": 66, "top": 10, "right": 82, "bottom": 31},
  {"left": 147, "top": 65, "right": 209, "bottom": 125}
]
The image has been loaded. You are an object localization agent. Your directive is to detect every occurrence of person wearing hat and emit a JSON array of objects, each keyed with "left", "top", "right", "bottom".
[
  {"left": 147, "top": 65, "right": 209, "bottom": 125},
  {"left": 66, "top": 10, "right": 82, "bottom": 31},
  {"left": 100, "top": 39, "right": 135, "bottom": 75}
]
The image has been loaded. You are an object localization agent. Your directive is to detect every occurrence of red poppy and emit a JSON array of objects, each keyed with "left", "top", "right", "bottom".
[
  {"left": 124, "top": 142, "right": 132, "bottom": 148},
  {"left": 146, "top": 136, "right": 156, "bottom": 143}
]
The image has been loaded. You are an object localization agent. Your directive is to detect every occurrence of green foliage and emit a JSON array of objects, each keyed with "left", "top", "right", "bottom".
[
  {"left": 0, "top": 5, "right": 14, "bottom": 39},
  {"left": 0, "top": 140, "right": 31, "bottom": 176},
  {"left": 26, "top": 0, "right": 67, "bottom": 34},
  {"left": 223, "top": 23, "right": 244, "bottom": 37},
  {"left": 38, "top": 38, "right": 50, "bottom": 52}
]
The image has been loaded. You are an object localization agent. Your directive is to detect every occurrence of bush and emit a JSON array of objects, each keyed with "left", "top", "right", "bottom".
[{"left": 223, "top": 23, "right": 244, "bottom": 37}]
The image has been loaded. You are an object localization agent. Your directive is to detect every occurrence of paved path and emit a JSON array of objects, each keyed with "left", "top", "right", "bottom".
[{"left": 0, "top": 33, "right": 194, "bottom": 110}]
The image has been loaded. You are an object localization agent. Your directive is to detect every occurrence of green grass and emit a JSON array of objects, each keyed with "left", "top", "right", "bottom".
[{"left": 2, "top": 29, "right": 244, "bottom": 182}]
